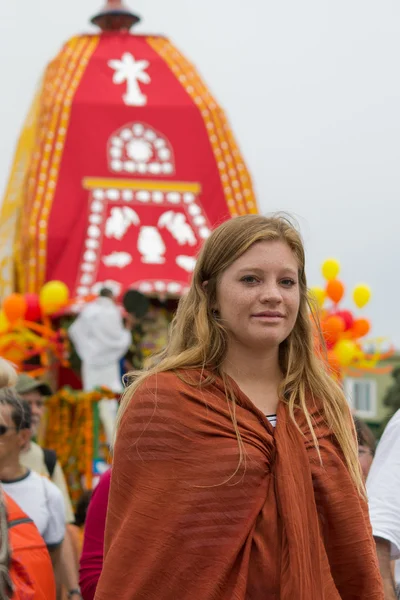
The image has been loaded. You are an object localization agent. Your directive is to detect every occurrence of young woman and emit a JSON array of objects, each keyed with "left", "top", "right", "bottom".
[{"left": 95, "top": 215, "right": 383, "bottom": 600}]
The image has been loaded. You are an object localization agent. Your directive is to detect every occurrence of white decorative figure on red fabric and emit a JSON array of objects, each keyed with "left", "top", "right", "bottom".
[
  {"left": 176, "top": 255, "right": 197, "bottom": 273},
  {"left": 102, "top": 252, "right": 133, "bottom": 268},
  {"left": 127, "top": 139, "right": 152, "bottom": 162},
  {"left": 158, "top": 211, "right": 197, "bottom": 246},
  {"left": 138, "top": 226, "right": 166, "bottom": 264},
  {"left": 105, "top": 207, "right": 140, "bottom": 240},
  {"left": 108, "top": 53, "right": 151, "bottom": 106}
]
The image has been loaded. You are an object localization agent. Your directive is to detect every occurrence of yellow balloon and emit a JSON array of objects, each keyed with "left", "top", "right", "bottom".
[
  {"left": 0, "top": 311, "right": 9, "bottom": 333},
  {"left": 353, "top": 284, "right": 371, "bottom": 309},
  {"left": 309, "top": 286, "right": 326, "bottom": 308},
  {"left": 40, "top": 281, "right": 70, "bottom": 315},
  {"left": 321, "top": 258, "right": 340, "bottom": 281},
  {"left": 353, "top": 346, "right": 365, "bottom": 362},
  {"left": 333, "top": 340, "right": 357, "bottom": 367}
]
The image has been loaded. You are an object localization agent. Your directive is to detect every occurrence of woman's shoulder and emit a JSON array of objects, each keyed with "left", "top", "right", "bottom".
[
  {"left": 122, "top": 370, "right": 208, "bottom": 425},
  {"left": 134, "top": 369, "right": 204, "bottom": 397}
]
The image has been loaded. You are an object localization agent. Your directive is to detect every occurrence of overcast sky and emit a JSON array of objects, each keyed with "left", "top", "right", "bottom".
[{"left": 0, "top": 0, "right": 399, "bottom": 346}]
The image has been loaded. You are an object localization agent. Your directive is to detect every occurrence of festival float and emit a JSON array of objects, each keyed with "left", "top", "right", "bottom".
[{"left": 0, "top": 1, "right": 257, "bottom": 498}]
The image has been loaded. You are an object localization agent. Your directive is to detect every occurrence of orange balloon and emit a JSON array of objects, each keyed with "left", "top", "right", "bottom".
[
  {"left": 326, "top": 279, "right": 345, "bottom": 304},
  {"left": 352, "top": 318, "right": 370, "bottom": 338},
  {"left": 2, "top": 294, "right": 27, "bottom": 323},
  {"left": 322, "top": 315, "right": 345, "bottom": 344},
  {"left": 341, "top": 330, "right": 355, "bottom": 340}
]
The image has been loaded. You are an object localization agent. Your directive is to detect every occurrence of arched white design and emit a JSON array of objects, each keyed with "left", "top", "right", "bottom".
[{"left": 108, "top": 122, "right": 175, "bottom": 176}]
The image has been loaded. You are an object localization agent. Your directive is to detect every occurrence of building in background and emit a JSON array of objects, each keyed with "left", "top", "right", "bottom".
[{"left": 344, "top": 352, "right": 400, "bottom": 434}]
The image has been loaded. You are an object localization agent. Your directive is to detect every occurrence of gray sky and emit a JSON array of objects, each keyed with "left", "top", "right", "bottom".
[{"left": 0, "top": 0, "right": 399, "bottom": 346}]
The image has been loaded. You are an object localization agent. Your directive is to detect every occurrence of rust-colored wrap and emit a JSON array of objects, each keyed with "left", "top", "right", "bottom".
[{"left": 95, "top": 371, "right": 383, "bottom": 600}]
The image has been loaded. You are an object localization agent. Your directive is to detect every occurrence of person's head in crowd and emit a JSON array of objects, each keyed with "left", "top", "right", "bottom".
[
  {"left": 353, "top": 415, "right": 376, "bottom": 479},
  {"left": 0, "top": 360, "right": 17, "bottom": 598},
  {"left": 14, "top": 374, "right": 52, "bottom": 438},
  {"left": 0, "top": 359, "right": 16, "bottom": 389},
  {"left": 74, "top": 490, "right": 92, "bottom": 528},
  {"left": 0, "top": 389, "right": 32, "bottom": 473},
  {"left": 99, "top": 288, "right": 114, "bottom": 300}
]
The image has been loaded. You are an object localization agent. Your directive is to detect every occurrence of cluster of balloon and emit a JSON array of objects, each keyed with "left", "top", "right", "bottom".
[
  {"left": 0, "top": 281, "right": 70, "bottom": 327},
  {"left": 0, "top": 281, "right": 70, "bottom": 373},
  {"left": 309, "top": 259, "right": 373, "bottom": 378}
]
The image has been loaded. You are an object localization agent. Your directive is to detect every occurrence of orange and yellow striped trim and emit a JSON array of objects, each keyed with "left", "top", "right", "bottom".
[
  {"left": 24, "top": 35, "right": 99, "bottom": 292},
  {"left": 147, "top": 37, "right": 258, "bottom": 218},
  {"left": 18, "top": 36, "right": 83, "bottom": 292},
  {"left": 0, "top": 76, "right": 45, "bottom": 299},
  {"left": 83, "top": 177, "right": 201, "bottom": 194}
]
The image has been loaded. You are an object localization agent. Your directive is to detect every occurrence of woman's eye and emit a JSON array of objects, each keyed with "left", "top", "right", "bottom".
[
  {"left": 240, "top": 276, "right": 259, "bottom": 284},
  {"left": 281, "top": 278, "right": 296, "bottom": 287}
]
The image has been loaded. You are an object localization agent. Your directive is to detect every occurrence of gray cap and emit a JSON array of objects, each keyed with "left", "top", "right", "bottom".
[{"left": 15, "top": 374, "right": 52, "bottom": 397}]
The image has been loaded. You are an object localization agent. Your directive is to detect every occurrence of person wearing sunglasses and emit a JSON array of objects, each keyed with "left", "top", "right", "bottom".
[
  {"left": 0, "top": 388, "right": 65, "bottom": 581},
  {"left": 15, "top": 374, "right": 82, "bottom": 600}
]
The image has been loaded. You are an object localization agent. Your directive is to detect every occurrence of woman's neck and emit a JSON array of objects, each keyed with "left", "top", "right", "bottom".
[{"left": 222, "top": 342, "right": 283, "bottom": 390}]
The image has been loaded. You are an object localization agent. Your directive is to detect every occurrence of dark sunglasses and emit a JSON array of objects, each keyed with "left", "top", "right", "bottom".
[{"left": 0, "top": 425, "right": 17, "bottom": 436}]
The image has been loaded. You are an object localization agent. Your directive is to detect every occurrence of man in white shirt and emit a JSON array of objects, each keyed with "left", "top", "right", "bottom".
[
  {"left": 3, "top": 469, "right": 65, "bottom": 549},
  {"left": 15, "top": 374, "right": 82, "bottom": 600},
  {"left": 0, "top": 388, "right": 65, "bottom": 566},
  {"left": 367, "top": 410, "right": 400, "bottom": 600},
  {"left": 69, "top": 288, "right": 132, "bottom": 392},
  {"left": 15, "top": 374, "right": 75, "bottom": 523}
]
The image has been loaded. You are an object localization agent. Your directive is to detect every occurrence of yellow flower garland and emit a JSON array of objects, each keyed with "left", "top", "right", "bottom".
[{"left": 44, "top": 387, "right": 116, "bottom": 505}]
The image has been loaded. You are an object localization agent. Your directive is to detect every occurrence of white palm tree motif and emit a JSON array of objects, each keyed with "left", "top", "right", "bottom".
[
  {"left": 108, "top": 53, "right": 151, "bottom": 106},
  {"left": 158, "top": 211, "right": 197, "bottom": 246}
]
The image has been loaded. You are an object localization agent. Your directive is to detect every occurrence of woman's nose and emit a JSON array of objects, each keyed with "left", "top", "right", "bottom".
[{"left": 259, "top": 283, "right": 283, "bottom": 304}]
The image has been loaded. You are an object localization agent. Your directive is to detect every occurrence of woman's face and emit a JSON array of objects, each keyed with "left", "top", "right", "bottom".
[
  {"left": 216, "top": 240, "right": 301, "bottom": 351},
  {"left": 358, "top": 445, "right": 374, "bottom": 480}
]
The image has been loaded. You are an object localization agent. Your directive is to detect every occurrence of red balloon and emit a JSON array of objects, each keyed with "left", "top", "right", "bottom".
[
  {"left": 24, "top": 294, "right": 42, "bottom": 322},
  {"left": 326, "top": 280, "right": 345, "bottom": 304},
  {"left": 336, "top": 310, "right": 354, "bottom": 332},
  {"left": 2, "top": 294, "right": 27, "bottom": 323}
]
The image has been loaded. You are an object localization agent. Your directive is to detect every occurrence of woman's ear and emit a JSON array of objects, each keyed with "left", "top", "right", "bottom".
[{"left": 203, "top": 280, "right": 219, "bottom": 312}]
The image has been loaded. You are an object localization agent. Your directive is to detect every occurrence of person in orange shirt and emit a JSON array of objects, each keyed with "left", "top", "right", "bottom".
[{"left": 0, "top": 358, "right": 56, "bottom": 600}]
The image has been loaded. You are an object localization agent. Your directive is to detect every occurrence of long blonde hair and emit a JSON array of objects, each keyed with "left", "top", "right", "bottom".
[{"left": 118, "top": 215, "right": 363, "bottom": 494}]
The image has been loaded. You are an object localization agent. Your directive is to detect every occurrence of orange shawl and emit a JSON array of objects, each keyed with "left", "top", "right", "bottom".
[{"left": 95, "top": 371, "right": 383, "bottom": 600}]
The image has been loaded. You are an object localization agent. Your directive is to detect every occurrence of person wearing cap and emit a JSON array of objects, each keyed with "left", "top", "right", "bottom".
[
  {"left": 15, "top": 374, "right": 75, "bottom": 522},
  {"left": 16, "top": 374, "right": 82, "bottom": 600}
]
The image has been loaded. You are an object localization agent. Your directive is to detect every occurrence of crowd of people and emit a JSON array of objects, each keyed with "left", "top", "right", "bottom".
[{"left": 0, "top": 215, "right": 399, "bottom": 599}]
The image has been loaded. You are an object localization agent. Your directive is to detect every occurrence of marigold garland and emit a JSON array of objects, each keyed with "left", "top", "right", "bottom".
[{"left": 44, "top": 386, "right": 116, "bottom": 505}]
